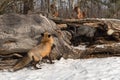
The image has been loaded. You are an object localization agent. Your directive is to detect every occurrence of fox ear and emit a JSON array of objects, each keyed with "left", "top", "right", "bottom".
[
  {"left": 41, "top": 33, "right": 44, "bottom": 36},
  {"left": 48, "top": 34, "right": 51, "bottom": 38}
]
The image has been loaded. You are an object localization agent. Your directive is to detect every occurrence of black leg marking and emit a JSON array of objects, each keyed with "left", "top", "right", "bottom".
[
  {"left": 52, "top": 44, "right": 56, "bottom": 50},
  {"left": 48, "top": 54, "right": 54, "bottom": 64}
]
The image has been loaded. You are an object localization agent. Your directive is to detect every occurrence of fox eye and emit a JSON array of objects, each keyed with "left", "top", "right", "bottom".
[
  {"left": 48, "top": 34, "right": 51, "bottom": 38},
  {"left": 41, "top": 33, "right": 44, "bottom": 36}
]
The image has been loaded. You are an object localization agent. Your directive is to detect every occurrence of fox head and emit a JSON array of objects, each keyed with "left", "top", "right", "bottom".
[{"left": 41, "top": 32, "right": 54, "bottom": 45}]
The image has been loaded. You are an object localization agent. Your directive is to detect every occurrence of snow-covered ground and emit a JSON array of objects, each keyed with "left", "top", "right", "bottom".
[{"left": 0, "top": 57, "right": 120, "bottom": 80}]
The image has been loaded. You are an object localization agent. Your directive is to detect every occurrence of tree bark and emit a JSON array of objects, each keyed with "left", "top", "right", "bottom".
[
  {"left": 76, "top": 42, "right": 120, "bottom": 59},
  {"left": 52, "top": 18, "right": 120, "bottom": 58},
  {"left": 0, "top": 14, "right": 120, "bottom": 70},
  {"left": 0, "top": 13, "right": 76, "bottom": 70}
]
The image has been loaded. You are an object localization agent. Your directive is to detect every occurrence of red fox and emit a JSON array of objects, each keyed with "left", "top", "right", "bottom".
[
  {"left": 11, "top": 32, "right": 55, "bottom": 71},
  {"left": 74, "top": 6, "right": 85, "bottom": 19},
  {"left": 50, "top": 3, "right": 59, "bottom": 17}
]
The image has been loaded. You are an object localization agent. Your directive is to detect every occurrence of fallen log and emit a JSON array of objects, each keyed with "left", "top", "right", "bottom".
[
  {"left": 0, "top": 13, "right": 74, "bottom": 57},
  {"left": 55, "top": 18, "right": 120, "bottom": 59},
  {"left": 0, "top": 14, "right": 120, "bottom": 70},
  {"left": 75, "top": 42, "right": 120, "bottom": 59},
  {"left": 0, "top": 59, "right": 18, "bottom": 70},
  {"left": 50, "top": 18, "right": 102, "bottom": 24},
  {"left": 0, "top": 13, "right": 75, "bottom": 70},
  {"left": 51, "top": 18, "right": 120, "bottom": 25}
]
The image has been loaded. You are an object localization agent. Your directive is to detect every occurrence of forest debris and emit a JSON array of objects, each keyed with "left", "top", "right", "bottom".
[
  {"left": 50, "top": 18, "right": 102, "bottom": 24},
  {"left": 0, "top": 13, "right": 120, "bottom": 70}
]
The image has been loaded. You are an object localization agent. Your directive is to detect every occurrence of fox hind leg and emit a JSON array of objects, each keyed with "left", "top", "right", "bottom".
[
  {"left": 32, "top": 56, "right": 42, "bottom": 69},
  {"left": 33, "top": 61, "right": 41, "bottom": 69}
]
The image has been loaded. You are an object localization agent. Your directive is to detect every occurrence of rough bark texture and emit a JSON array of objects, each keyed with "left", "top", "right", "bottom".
[
  {"left": 52, "top": 18, "right": 120, "bottom": 58},
  {"left": 61, "top": 19, "right": 120, "bottom": 58},
  {"left": 0, "top": 13, "right": 73, "bottom": 56},
  {"left": 0, "top": 14, "right": 120, "bottom": 70},
  {"left": 0, "top": 14, "right": 75, "bottom": 70}
]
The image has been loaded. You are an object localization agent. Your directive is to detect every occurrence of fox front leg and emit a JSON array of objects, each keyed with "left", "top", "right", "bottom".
[
  {"left": 52, "top": 44, "right": 56, "bottom": 50},
  {"left": 48, "top": 44, "right": 56, "bottom": 64},
  {"left": 48, "top": 54, "right": 54, "bottom": 64}
]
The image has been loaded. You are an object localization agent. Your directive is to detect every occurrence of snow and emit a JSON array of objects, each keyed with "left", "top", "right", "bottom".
[{"left": 1, "top": 57, "right": 120, "bottom": 80}]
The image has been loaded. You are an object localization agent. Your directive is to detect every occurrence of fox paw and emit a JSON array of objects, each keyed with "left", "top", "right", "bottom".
[
  {"left": 50, "top": 62, "right": 54, "bottom": 64},
  {"left": 35, "top": 64, "right": 42, "bottom": 69}
]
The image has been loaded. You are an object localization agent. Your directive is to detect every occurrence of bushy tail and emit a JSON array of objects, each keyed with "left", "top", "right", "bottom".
[{"left": 12, "top": 55, "right": 32, "bottom": 71}]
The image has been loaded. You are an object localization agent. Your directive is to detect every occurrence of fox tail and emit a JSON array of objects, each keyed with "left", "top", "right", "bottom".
[{"left": 12, "top": 55, "right": 32, "bottom": 71}]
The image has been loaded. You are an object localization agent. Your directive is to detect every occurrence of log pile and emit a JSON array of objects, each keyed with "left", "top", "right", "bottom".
[
  {"left": 0, "top": 14, "right": 120, "bottom": 70},
  {"left": 52, "top": 18, "right": 120, "bottom": 58}
]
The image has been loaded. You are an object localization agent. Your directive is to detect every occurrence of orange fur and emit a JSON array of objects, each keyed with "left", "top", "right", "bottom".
[
  {"left": 74, "top": 6, "right": 85, "bottom": 19},
  {"left": 53, "top": 11, "right": 59, "bottom": 17},
  {"left": 50, "top": 4, "right": 59, "bottom": 17},
  {"left": 12, "top": 32, "right": 54, "bottom": 71}
]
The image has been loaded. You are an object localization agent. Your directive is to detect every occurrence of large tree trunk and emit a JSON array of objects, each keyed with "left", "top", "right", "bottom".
[
  {"left": 0, "top": 13, "right": 75, "bottom": 70},
  {"left": 0, "top": 13, "right": 75, "bottom": 57},
  {"left": 0, "top": 14, "right": 120, "bottom": 70}
]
